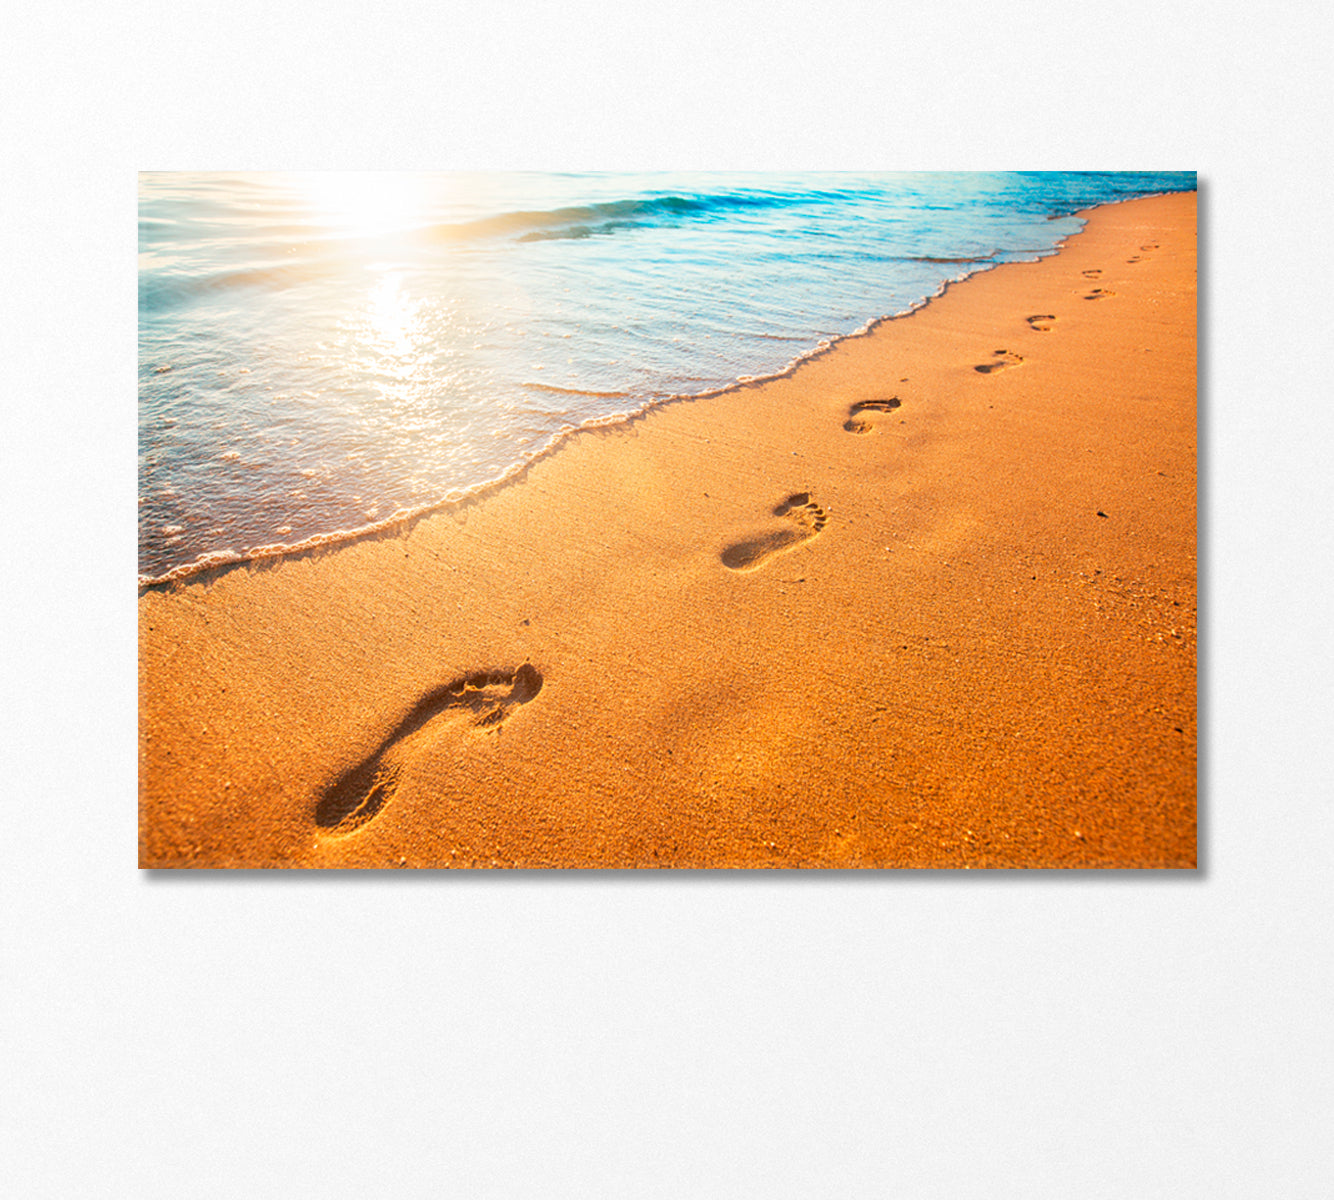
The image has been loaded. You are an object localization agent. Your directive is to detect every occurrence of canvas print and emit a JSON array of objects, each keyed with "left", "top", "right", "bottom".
[{"left": 138, "top": 171, "right": 1197, "bottom": 868}]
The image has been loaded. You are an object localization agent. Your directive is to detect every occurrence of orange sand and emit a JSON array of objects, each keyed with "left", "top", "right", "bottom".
[{"left": 139, "top": 192, "right": 1197, "bottom": 868}]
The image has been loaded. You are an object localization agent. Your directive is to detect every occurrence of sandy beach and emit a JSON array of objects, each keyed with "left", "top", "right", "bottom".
[{"left": 139, "top": 191, "right": 1196, "bottom": 869}]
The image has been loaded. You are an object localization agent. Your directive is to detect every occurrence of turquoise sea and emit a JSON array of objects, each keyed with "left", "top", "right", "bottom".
[{"left": 138, "top": 171, "right": 1195, "bottom": 583}]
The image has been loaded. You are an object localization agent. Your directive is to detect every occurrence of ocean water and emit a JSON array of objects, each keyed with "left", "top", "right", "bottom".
[{"left": 138, "top": 170, "right": 1195, "bottom": 583}]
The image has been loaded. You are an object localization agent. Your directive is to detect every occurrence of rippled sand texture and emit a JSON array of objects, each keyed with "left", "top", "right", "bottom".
[{"left": 140, "top": 192, "right": 1197, "bottom": 868}]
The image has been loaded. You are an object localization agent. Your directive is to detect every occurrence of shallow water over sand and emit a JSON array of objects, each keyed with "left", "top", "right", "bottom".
[{"left": 138, "top": 171, "right": 1194, "bottom": 582}]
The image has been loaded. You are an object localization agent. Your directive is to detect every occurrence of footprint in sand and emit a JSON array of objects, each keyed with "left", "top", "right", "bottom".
[
  {"left": 1082, "top": 269, "right": 1103, "bottom": 279},
  {"left": 1141, "top": 242, "right": 1159, "bottom": 251},
  {"left": 722, "top": 493, "right": 827, "bottom": 571},
  {"left": 974, "top": 349, "right": 1024, "bottom": 374},
  {"left": 315, "top": 663, "right": 544, "bottom": 834},
  {"left": 843, "top": 397, "right": 901, "bottom": 434},
  {"left": 1026, "top": 314, "right": 1057, "bottom": 332},
  {"left": 1083, "top": 287, "right": 1115, "bottom": 301}
]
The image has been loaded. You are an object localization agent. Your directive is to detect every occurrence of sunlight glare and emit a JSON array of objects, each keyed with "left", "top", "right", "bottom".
[
  {"left": 366, "top": 274, "right": 422, "bottom": 363},
  {"left": 297, "top": 172, "right": 430, "bottom": 239}
]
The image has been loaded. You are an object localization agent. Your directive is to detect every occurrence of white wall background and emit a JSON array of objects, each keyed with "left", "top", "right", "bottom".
[{"left": 3, "top": 2, "right": 1331, "bottom": 1196}]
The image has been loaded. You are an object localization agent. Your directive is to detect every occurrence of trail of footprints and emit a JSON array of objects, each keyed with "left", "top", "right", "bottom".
[
  {"left": 319, "top": 247, "right": 1160, "bottom": 836},
  {"left": 316, "top": 663, "right": 543, "bottom": 835},
  {"left": 327, "top": 486, "right": 834, "bottom": 834},
  {"left": 322, "top": 483, "right": 836, "bottom": 834}
]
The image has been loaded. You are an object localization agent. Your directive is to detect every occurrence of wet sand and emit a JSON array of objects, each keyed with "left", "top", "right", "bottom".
[{"left": 139, "top": 191, "right": 1196, "bottom": 868}]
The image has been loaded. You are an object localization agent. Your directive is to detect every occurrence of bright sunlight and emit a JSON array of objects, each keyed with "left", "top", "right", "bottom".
[{"left": 295, "top": 172, "right": 430, "bottom": 239}]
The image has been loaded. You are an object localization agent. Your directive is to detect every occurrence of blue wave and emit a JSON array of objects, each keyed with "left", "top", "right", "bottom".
[{"left": 429, "top": 189, "right": 851, "bottom": 244}]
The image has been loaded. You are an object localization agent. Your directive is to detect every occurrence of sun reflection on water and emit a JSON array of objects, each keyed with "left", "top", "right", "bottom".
[{"left": 365, "top": 273, "right": 422, "bottom": 365}]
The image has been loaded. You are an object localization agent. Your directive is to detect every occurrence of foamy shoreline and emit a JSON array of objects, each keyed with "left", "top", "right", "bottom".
[
  {"left": 138, "top": 216, "right": 1074, "bottom": 591},
  {"left": 137, "top": 268, "right": 976, "bottom": 590}
]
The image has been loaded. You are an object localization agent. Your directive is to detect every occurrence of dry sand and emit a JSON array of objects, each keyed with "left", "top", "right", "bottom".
[{"left": 139, "top": 191, "right": 1197, "bottom": 869}]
